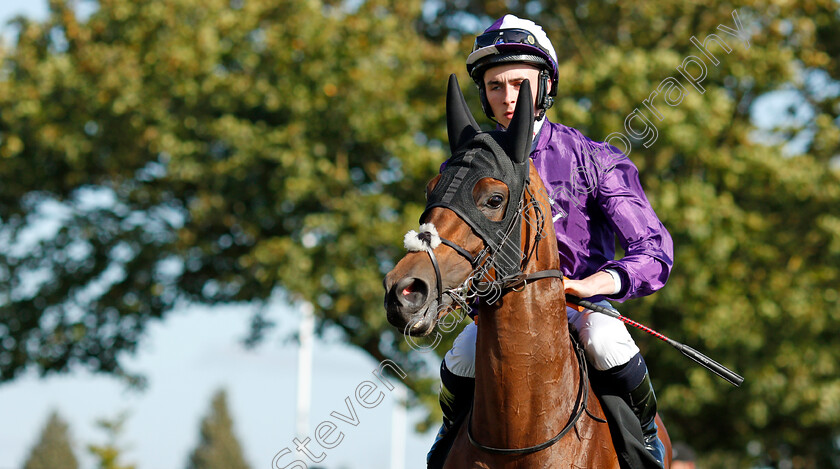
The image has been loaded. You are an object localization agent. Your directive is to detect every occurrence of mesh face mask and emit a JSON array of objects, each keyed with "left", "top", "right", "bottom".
[
  {"left": 420, "top": 74, "right": 534, "bottom": 280},
  {"left": 423, "top": 134, "right": 528, "bottom": 279}
]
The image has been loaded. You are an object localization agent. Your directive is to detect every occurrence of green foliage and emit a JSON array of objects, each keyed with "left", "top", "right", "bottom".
[
  {"left": 186, "top": 389, "right": 250, "bottom": 469},
  {"left": 87, "top": 412, "right": 135, "bottom": 469},
  {"left": 0, "top": 0, "right": 839, "bottom": 466},
  {"left": 22, "top": 410, "right": 79, "bottom": 469},
  {"left": 453, "top": 1, "right": 839, "bottom": 467},
  {"left": 0, "top": 0, "right": 457, "bottom": 389}
]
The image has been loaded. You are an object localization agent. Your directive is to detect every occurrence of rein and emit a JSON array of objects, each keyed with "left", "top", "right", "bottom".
[
  {"left": 406, "top": 179, "right": 588, "bottom": 456},
  {"left": 408, "top": 184, "right": 566, "bottom": 313},
  {"left": 472, "top": 268, "right": 565, "bottom": 293},
  {"left": 467, "top": 331, "right": 591, "bottom": 455},
  {"left": 412, "top": 232, "right": 565, "bottom": 328},
  {"left": 421, "top": 237, "right": 476, "bottom": 313}
]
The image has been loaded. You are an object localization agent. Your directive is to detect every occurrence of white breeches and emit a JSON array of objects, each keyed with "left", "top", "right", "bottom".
[{"left": 443, "top": 299, "right": 640, "bottom": 378}]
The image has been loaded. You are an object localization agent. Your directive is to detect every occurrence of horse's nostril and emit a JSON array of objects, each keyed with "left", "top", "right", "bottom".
[{"left": 395, "top": 277, "right": 429, "bottom": 308}]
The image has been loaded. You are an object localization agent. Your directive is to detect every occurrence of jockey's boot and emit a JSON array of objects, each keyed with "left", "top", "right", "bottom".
[
  {"left": 625, "top": 372, "right": 667, "bottom": 467},
  {"left": 427, "top": 361, "right": 474, "bottom": 468}
]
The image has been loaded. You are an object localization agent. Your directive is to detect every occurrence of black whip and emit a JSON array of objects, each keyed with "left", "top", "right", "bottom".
[{"left": 566, "top": 295, "right": 744, "bottom": 387}]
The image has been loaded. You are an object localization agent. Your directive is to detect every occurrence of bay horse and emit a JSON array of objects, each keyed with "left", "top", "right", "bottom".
[{"left": 384, "top": 75, "right": 671, "bottom": 468}]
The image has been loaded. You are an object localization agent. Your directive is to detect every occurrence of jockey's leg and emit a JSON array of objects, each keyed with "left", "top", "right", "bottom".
[
  {"left": 427, "top": 321, "right": 476, "bottom": 467},
  {"left": 568, "top": 302, "right": 666, "bottom": 467},
  {"left": 623, "top": 367, "right": 666, "bottom": 466}
]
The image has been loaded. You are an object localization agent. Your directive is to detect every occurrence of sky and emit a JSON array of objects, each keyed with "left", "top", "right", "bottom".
[
  {"left": 0, "top": 299, "right": 437, "bottom": 469},
  {"left": 0, "top": 5, "right": 436, "bottom": 469}
]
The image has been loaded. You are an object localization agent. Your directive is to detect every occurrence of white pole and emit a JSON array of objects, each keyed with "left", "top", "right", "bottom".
[
  {"left": 390, "top": 384, "right": 407, "bottom": 469},
  {"left": 296, "top": 302, "right": 314, "bottom": 438}
]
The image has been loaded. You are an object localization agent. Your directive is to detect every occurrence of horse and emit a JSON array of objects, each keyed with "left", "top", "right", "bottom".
[{"left": 383, "top": 74, "right": 671, "bottom": 468}]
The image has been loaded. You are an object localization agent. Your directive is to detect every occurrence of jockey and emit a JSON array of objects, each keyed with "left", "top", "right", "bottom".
[{"left": 429, "top": 14, "right": 674, "bottom": 467}]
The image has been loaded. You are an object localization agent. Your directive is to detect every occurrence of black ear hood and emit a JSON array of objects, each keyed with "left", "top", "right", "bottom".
[
  {"left": 422, "top": 74, "right": 534, "bottom": 279},
  {"left": 446, "top": 74, "right": 480, "bottom": 155}
]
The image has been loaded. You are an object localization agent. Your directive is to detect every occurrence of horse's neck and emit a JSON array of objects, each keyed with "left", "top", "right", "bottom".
[{"left": 471, "top": 226, "right": 578, "bottom": 448}]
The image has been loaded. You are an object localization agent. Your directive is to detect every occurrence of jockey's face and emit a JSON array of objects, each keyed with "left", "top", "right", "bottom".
[{"left": 482, "top": 63, "right": 541, "bottom": 128}]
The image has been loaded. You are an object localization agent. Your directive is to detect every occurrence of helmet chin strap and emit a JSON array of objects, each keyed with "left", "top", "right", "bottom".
[{"left": 533, "top": 113, "right": 546, "bottom": 136}]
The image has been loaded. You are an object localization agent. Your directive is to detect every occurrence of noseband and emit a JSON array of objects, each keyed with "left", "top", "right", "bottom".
[
  {"left": 403, "top": 182, "right": 587, "bottom": 456},
  {"left": 404, "top": 184, "right": 565, "bottom": 316},
  {"left": 403, "top": 223, "right": 479, "bottom": 313}
]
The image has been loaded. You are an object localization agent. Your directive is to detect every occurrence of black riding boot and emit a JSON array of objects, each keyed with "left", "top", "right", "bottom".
[
  {"left": 427, "top": 361, "right": 474, "bottom": 468},
  {"left": 625, "top": 372, "right": 667, "bottom": 467},
  {"left": 591, "top": 353, "right": 666, "bottom": 468}
]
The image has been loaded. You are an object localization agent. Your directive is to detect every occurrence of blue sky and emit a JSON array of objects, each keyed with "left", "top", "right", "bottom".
[{"left": 0, "top": 299, "right": 435, "bottom": 469}]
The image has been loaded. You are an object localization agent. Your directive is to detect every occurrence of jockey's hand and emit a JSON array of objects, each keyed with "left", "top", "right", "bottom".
[{"left": 563, "top": 271, "right": 617, "bottom": 299}]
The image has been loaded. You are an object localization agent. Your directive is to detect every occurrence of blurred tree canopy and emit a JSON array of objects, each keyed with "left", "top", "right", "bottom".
[
  {"left": 23, "top": 410, "right": 79, "bottom": 469},
  {"left": 87, "top": 412, "right": 136, "bottom": 469},
  {"left": 0, "top": 0, "right": 839, "bottom": 467},
  {"left": 0, "top": 0, "right": 458, "bottom": 390},
  {"left": 187, "top": 389, "right": 251, "bottom": 469}
]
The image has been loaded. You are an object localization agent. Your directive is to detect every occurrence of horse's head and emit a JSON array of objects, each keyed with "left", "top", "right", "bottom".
[{"left": 384, "top": 74, "right": 557, "bottom": 337}]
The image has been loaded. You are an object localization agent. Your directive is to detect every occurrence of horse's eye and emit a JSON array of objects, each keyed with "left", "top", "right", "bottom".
[{"left": 487, "top": 194, "right": 504, "bottom": 209}]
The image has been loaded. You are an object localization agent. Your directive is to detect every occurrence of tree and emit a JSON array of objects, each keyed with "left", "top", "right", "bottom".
[
  {"left": 87, "top": 412, "right": 135, "bottom": 469},
  {"left": 22, "top": 410, "right": 79, "bottom": 469},
  {"left": 418, "top": 1, "right": 840, "bottom": 467},
  {"left": 0, "top": 0, "right": 456, "bottom": 393},
  {"left": 1, "top": 0, "right": 839, "bottom": 466},
  {"left": 186, "top": 388, "right": 250, "bottom": 469}
]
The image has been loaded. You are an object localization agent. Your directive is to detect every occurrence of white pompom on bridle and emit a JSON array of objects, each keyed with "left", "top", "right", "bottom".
[{"left": 403, "top": 223, "right": 441, "bottom": 252}]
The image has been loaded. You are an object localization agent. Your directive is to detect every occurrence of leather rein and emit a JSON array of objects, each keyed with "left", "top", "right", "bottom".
[
  {"left": 413, "top": 184, "right": 591, "bottom": 456},
  {"left": 420, "top": 184, "right": 566, "bottom": 310},
  {"left": 467, "top": 333, "right": 593, "bottom": 455}
]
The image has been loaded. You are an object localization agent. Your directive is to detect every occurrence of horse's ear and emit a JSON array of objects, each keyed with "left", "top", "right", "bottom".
[
  {"left": 506, "top": 79, "right": 534, "bottom": 164},
  {"left": 447, "top": 74, "right": 480, "bottom": 155}
]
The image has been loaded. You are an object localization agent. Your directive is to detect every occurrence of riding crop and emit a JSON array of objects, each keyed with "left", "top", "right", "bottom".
[{"left": 566, "top": 295, "right": 744, "bottom": 387}]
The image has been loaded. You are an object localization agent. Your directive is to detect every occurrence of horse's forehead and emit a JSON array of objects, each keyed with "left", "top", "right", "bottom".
[
  {"left": 433, "top": 131, "right": 525, "bottom": 204},
  {"left": 472, "top": 177, "right": 509, "bottom": 193}
]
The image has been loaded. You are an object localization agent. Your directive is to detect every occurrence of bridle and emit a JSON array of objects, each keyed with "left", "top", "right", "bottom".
[
  {"left": 407, "top": 183, "right": 565, "bottom": 315},
  {"left": 405, "top": 177, "right": 591, "bottom": 456}
]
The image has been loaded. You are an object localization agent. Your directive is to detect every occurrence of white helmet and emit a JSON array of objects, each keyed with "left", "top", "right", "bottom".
[{"left": 466, "top": 15, "right": 559, "bottom": 119}]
